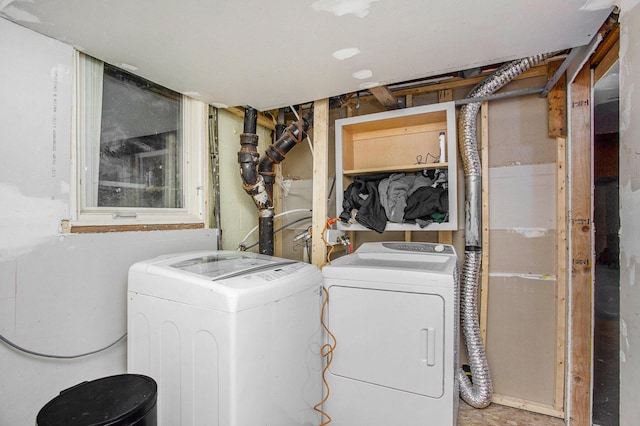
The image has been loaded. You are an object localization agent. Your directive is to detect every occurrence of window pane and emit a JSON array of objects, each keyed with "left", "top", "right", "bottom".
[{"left": 95, "top": 64, "right": 183, "bottom": 208}]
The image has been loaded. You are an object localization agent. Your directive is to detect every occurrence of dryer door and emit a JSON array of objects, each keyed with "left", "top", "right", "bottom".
[{"left": 327, "top": 285, "right": 446, "bottom": 398}]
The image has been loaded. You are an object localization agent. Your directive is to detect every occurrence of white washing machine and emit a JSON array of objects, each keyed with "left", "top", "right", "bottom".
[
  {"left": 321, "top": 242, "right": 459, "bottom": 426},
  {"left": 127, "top": 251, "right": 323, "bottom": 426}
]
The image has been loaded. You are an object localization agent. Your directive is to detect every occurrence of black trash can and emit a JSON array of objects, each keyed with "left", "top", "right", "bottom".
[{"left": 36, "top": 374, "right": 157, "bottom": 426}]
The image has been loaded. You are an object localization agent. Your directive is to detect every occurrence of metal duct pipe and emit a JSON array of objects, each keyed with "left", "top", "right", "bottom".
[{"left": 457, "top": 54, "right": 548, "bottom": 408}]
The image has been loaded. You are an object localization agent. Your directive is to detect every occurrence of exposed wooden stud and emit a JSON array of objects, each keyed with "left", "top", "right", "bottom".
[
  {"left": 568, "top": 64, "right": 592, "bottom": 426},
  {"left": 347, "top": 65, "right": 548, "bottom": 108},
  {"left": 591, "top": 25, "right": 620, "bottom": 67},
  {"left": 555, "top": 137, "right": 568, "bottom": 415},
  {"left": 438, "top": 89, "right": 454, "bottom": 103},
  {"left": 438, "top": 232, "right": 453, "bottom": 245},
  {"left": 480, "top": 101, "right": 490, "bottom": 345},
  {"left": 369, "top": 85, "right": 401, "bottom": 110},
  {"left": 273, "top": 163, "right": 284, "bottom": 257},
  {"left": 311, "top": 98, "right": 330, "bottom": 266},
  {"left": 594, "top": 38, "right": 619, "bottom": 83},
  {"left": 547, "top": 59, "right": 567, "bottom": 138},
  {"left": 405, "top": 93, "right": 413, "bottom": 108},
  {"left": 491, "top": 394, "right": 565, "bottom": 419}
]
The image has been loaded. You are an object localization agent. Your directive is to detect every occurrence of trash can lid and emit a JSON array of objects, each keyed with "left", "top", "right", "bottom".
[{"left": 36, "top": 374, "right": 157, "bottom": 426}]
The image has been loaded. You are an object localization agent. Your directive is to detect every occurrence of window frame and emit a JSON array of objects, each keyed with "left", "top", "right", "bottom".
[{"left": 71, "top": 51, "right": 208, "bottom": 229}]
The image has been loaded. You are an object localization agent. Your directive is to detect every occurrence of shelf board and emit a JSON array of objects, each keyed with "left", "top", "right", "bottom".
[
  {"left": 343, "top": 162, "right": 448, "bottom": 176},
  {"left": 336, "top": 220, "right": 456, "bottom": 232}
]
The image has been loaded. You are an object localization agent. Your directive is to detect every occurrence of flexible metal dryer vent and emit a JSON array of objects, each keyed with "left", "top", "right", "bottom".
[{"left": 457, "top": 54, "right": 548, "bottom": 408}]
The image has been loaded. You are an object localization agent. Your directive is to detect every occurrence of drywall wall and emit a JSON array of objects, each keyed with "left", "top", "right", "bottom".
[
  {"left": 619, "top": 1, "right": 640, "bottom": 423},
  {"left": 0, "top": 19, "right": 218, "bottom": 425},
  {"left": 487, "top": 275, "right": 558, "bottom": 404},
  {"left": 486, "top": 93, "right": 560, "bottom": 408},
  {"left": 0, "top": 230, "right": 217, "bottom": 425},
  {"left": 0, "top": 17, "right": 72, "bottom": 260}
]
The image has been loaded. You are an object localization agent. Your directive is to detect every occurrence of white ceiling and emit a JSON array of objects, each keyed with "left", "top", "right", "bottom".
[{"left": 0, "top": 0, "right": 614, "bottom": 111}]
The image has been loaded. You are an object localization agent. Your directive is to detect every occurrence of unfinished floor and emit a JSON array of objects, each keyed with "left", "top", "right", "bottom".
[{"left": 458, "top": 403, "right": 564, "bottom": 426}]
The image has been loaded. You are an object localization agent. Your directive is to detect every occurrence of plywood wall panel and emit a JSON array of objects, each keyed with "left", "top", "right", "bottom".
[
  {"left": 486, "top": 276, "right": 558, "bottom": 406},
  {"left": 488, "top": 94, "right": 557, "bottom": 167},
  {"left": 489, "top": 230, "right": 557, "bottom": 275},
  {"left": 488, "top": 163, "right": 557, "bottom": 231}
]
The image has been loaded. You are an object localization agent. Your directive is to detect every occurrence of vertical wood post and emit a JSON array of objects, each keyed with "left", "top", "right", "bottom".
[
  {"left": 480, "top": 101, "right": 490, "bottom": 345},
  {"left": 555, "top": 136, "right": 568, "bottom": 414},
  {"left": 568, "top": 64, "right": 592, "bottom": 425},
  {"left": 311, "top": 99, "right": 330, "bottom": 266}
]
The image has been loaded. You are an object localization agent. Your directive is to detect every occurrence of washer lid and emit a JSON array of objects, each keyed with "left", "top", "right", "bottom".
[
  {"left": 128, "top": 251, "right": 321, "bottom": 311},
  {"left": 169, "top": 252, "right": 295, "bottom": 281}
]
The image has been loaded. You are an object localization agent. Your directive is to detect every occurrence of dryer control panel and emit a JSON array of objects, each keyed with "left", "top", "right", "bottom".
[{"left": 380, "top": 242, "right": 455, "bottom": 255}]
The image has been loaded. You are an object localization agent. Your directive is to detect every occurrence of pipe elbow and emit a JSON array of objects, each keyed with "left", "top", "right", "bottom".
[{"left": 242, "top": 175, "right": 270, "bottom": 210}]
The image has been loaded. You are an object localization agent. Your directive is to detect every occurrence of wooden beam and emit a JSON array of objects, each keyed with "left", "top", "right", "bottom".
[
  {"left": 555, "top": 136, "right": 568, "bottom": 414},
  {"left": 273, "top": 163, "right": 284, "bottom": 257},
  {"left": 547, "top": 59, "right": 567, "bottom": 138},
  {"left": 568, "top": 63, "right": 592, "bottom": 426},
  {"left": 369, "top": 85, "right": 400, "bottom": 110},
  {"left": 492, "top": 394, "right": 564, "bottom": 419},
  {"left": 591, "top": 25, "right": 620, "bottom": 67},
  {"left": 438, "top": 89, "right": 453, "bottom": 103},
  {"left": 594, "top": 38, "right": 619, "bottom": 83},
  {"left": 480, "top": 101, "right": 490, "bottom": 345},
  {"left": 311, "top": 98, "right": 330, "bottom": 266},
  {"left": 347, "top": 65, "right": 548, "bottom": 107}
]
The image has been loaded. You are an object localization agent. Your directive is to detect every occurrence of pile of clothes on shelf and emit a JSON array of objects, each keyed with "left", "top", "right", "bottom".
[{"left": 339, "top": 169, "right": 449, "bottom": 233}]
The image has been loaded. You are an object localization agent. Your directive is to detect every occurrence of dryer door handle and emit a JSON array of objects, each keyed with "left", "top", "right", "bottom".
[{"left": 420, "top": 327, "right": 437, "bottom": 366}]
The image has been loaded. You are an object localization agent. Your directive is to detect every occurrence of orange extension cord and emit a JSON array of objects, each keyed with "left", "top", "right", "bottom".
[
  {"left": 313, "top": 285, "right": 337, "bottom": 425},
  {"left": 313, "top": 218, "right": 340, "bottom": 425}
]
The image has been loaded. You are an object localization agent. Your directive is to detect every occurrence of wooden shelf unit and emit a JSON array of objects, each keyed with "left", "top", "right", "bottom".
[{"left": 335, "top": 102, "right": 458, "bottom": 232}]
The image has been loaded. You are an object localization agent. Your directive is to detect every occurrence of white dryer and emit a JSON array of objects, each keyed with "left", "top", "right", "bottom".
[
  {"left": 127, "top": 251, "right": 322, "bottom": 426},
  {"left": 321, "top": 242, "right": 459, "bottom": 426}
]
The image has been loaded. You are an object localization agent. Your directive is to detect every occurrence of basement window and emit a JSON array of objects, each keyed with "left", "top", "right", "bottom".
[{"left": 72, "top": 52, "right": 207, "bottom": 227}]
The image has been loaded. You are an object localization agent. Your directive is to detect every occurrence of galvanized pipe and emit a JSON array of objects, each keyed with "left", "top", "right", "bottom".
[{"left": 457, "top": 54, "right": 548, "bottom": 408}]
